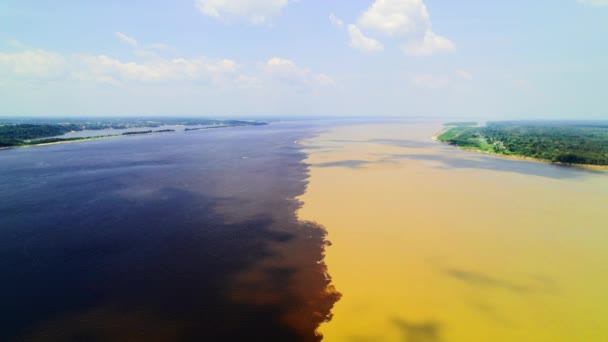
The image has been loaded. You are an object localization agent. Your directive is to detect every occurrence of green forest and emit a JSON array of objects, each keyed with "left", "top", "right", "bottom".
[{"left": 437, "top": 121, "right": 608, "bottom": 166}]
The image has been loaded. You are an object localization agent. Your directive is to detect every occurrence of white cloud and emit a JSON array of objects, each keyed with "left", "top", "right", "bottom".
[
  {"left": 266, "top": 57, "right": 297, "bottom": 68},
  {"left": 77, "top": 55, "right": 238, "bottom": 83},
  {"left": 402, "top": 30, "right": 454, "bottom": 56},
  {"left": 352, "top": 0, "right": 454, "bottom": 56},
  {"left": 456, "top": 69, "right": 473, "bottom": 80},
  {"left": 348, "top": 25, "right": 384, "bottom": 53},
  {"left": 113, "top": 33, "right": 171, "bottom": 59},
  {"left": 0, "top": 50, "right": 67, "bottom": 78},
  {"left": 115, "top": 32, "right": 138, "bottom": 47},
  {"left": 195, "top": 0, "right": 289, "bottom": 24},
  {"left": 265, "top": 57, "right": 333, "bottom": 86},
  {"left": 0, "top": 48, "right": 242, "bottom": 85},
  {"left": 412, "top": 74, "right": 449, "bottom": 88},
  {"left": 577, "top": 0, "right": 608, "bottom": 7},
  {"left": 359, "top": 0, "right": 430, "bottom": 36},
  {"left": 329, "top": 13, "right": 344, "bottom": 29},
  {"left": 0, "top": 48, "right": 332, "bottom": 92}
]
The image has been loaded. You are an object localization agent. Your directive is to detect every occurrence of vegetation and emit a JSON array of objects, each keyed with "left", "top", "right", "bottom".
[
  {"left": 437, "top": 121, "right": 608, "bottom": 166},
  {"left": 32, "top": 136, "right": 107, "bottom": 145},
  {"left": 0, "top": 137, "right": 23, "bottom": 148},
  {"left": 0, "top": 124, "right": 77, "bottom": 141},
  {"left": 0, "top": 118, "right": 266, "bottom": 148},
  {"left": 0, "top": 117, "right": 267, "bottom": 129},
  {"left": 122, "top": 130, "right": 153, "bottom": 135}
]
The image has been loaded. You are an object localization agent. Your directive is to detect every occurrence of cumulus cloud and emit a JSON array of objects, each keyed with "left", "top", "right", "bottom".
[
  {"left": 359, "top": 0, "right": 430, "bottom": 36},
  {"left": 348, "top": 24, "right": 384, "bottom": 53},
  {"left": 0, "top": 48, "right": 242, "bottom": 85},
  {"left": 403, "top": 30, "right": 454, "bottom": 56},
  {"left": 329, "top": 13, "right": 344, "bottom": 29},
  {"left": 195, "top": 0, "right": 289, "bottom": 24},
  {"left": 115, "top": 32, "right": 138, "bottom": 47},
  {"left": 345, "top": 0, "right": 455, "bottom": 56},
  {"left": 77, "top": 55, "right": 238, "bottom": 83},
  {"left": 0, "top": 50, "right": 68, "bottom": 78},
  {"left": 265, "top": 57, "right": 333, "bottom": 86},
  {"left": 577, "top": 0, "right": 608, "bottom": 7},
  {"left": 0, "top": 47, "right": 333, "bottom": 92}
]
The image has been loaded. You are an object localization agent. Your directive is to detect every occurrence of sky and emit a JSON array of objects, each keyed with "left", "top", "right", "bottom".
[{"left": 1, "top": 0, "right": 607, "bottom": 118}]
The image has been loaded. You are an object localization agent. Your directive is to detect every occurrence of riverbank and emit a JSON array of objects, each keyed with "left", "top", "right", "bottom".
[
  {"left": 0, "top": 119, "right": 268, "bottom": 150},
  {"left": 434, "top": 129, "right": 608, "bottom": 172},
  {"left": 435, "top": 122, "right": 608, "bottom": 169},
  {"left": 0, "top": 123, "right": 268, "bottom": 150},
  {"left": 0, "top": 133, "right": 159, "bottom": 150},
  {"left": 0, "top": 135, "right": 121, "bottom": 150}
]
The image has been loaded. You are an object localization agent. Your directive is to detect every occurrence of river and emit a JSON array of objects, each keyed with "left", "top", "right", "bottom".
[{"left": 298, "top": 120, "right": 608, "bottom": 342}]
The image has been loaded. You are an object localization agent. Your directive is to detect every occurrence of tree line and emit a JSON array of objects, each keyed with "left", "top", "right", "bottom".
[{"left": 438, "top": 121, "right": 608, "bottom": 166}]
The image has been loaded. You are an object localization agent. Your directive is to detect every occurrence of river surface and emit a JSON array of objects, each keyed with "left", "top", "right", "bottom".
[
  {"left": 297, "top": 121, "right": 608, "bottom": 342},
  {"left": 3, "top": 119, "right": 607, "bottom": 341},
  {"left": 0, "top": 121, "right": 339, "bottom": 341}
]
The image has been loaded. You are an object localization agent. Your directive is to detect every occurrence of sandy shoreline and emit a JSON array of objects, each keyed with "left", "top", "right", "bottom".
[{"left": 0, "top": 135, "right": 123, "bottom": 150}]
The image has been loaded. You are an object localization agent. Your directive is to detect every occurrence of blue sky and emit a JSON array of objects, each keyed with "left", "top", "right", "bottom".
[{"left": 1, "top": 0, "right": 607, "bottom": 118}]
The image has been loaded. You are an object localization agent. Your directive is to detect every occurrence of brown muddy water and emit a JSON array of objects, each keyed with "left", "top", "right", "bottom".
[{"left": 297, "top": 121, "right": 608, "bottom": 342}]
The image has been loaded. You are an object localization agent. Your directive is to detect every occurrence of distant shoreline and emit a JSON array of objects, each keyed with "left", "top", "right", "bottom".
[
  {"left": 0, "top": 123, "right": 267, "bottom": 151},
  {"left": 14, "top": 134, "right": 123, "bottom": 149},
  {"left": 0, "top": 132, "right": 155, "bottom": 150}
]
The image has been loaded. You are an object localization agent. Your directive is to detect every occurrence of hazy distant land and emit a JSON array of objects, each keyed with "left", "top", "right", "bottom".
[
  {"left": 437, "top": 121, "right": 608, "bottom": 167},
  {"left": 0, "top": 117, "right": 267, "bottom": 148}
]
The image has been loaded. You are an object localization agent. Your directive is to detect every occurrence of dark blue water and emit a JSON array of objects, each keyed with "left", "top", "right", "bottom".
[{"left": 0, "top": 122, "right": 339, "bottom": 341}]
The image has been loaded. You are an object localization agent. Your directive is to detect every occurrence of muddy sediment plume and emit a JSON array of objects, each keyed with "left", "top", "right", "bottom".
[
  {"left": 0, "top": 123, "right": 339, "bottom": 341},
  {"left": 297, "top": 121, "right": 608, "bottom": 342}
]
